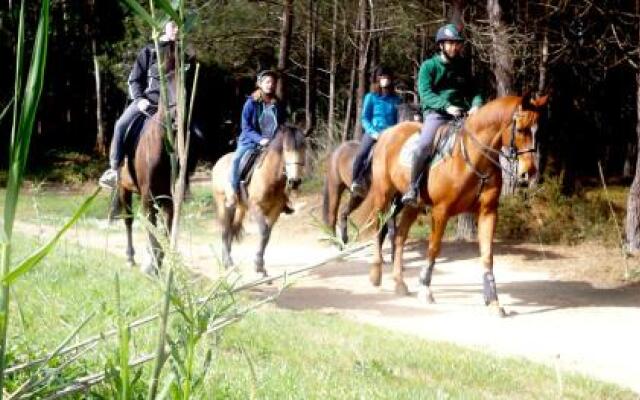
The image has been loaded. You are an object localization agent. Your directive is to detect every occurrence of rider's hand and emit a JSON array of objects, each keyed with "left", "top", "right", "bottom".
[
  {"left": 137, "top": 98, "right": 151, "bottom": 112},
  {"left": 259, "top": 138, "right": 270, "bottom": 147},
  {"left": 446, "top": 105, "right": 464, "bottom": 117},
  {"left": 468, "top": 106, "right": 479, "bottom": 115}
]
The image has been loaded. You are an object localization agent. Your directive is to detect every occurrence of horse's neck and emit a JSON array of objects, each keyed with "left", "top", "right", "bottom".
[
  {"left": 252, "top": 148, "right": 284, "bottom": 189},
  {"left": 458, "top": 119, "right": 506, "bottom": 171}
]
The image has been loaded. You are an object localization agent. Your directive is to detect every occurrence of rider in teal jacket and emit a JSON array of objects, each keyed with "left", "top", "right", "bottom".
[{"left": 351, "top": 67, "right": 401, "bottom": 196}]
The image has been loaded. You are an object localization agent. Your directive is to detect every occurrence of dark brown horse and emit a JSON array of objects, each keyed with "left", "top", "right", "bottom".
[
  {"left": 365, "top": 94, "right": 548, "bottom": 316},
  {"left": 211, "top": 125, "right": 306, "bottom": 276},
  {"left": 322, "top": 103, "right": 420, "bottom": 245},
  {"left": 113, "top": 44, "right": 177, "bottom": 274}
]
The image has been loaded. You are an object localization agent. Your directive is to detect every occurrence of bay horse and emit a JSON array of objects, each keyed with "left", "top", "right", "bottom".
[
  {"left": 211, "top": 125, "right": 306, "bottom": 276},
  {"left": 365, "top": 94, "right": 548, "bottom": 316},
  {"left": 322, "top": 103, "right": 420, "bottom": 245},
  {"left": 113, "top": 42, "right": 177, "bottom": 274}
]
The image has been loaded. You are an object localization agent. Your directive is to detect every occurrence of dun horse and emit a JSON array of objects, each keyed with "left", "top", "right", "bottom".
[
  {"left": 323, "top": 103, "right": 420, "bottom": 245},
  {"left": 211, "top": 125, "right": 306, "bottom": 276},
  {"left": 366, "top": 94, "right": 548, "bottom": 316},
  {"left": 113, "top": 43, "right": 177, "bottom": 274}
]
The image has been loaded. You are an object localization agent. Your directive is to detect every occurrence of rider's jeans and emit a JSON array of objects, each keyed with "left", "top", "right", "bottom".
[{"left": 109, "top": 101, "right": 144, "bottom": 170}]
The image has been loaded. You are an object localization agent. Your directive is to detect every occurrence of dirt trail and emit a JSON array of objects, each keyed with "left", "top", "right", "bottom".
[{"left": 16, "top": 192, "right": 640, "bottom": 394}]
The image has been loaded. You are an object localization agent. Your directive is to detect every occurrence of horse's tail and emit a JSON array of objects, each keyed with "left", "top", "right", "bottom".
[{"left": 229, "top": 206, "right": 246, "bottom": 242}]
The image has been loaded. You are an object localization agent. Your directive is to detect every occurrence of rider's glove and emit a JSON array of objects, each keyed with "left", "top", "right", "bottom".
[
  {"left": 445, "top": 105, "right": 464, "bottom": 117},
  {"left": 137, "top": 98, "right": 151, "bottom": 112},
  {"left": 259, "top": 138, "right": 270, "bottom": 147},
  {"left": 468, "top": 106, "right": 479, "bottom": 115}
]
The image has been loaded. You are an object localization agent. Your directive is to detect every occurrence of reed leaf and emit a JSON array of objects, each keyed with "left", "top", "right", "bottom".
[
  {"left": 155, "top": 0, "right": 180, "bottom": 24},
  {"left": 119, "top": 0, "right": 160, "bottom": 29},
  {"left": 0, "top": 97, "right": 14, "bottom": 123},
  {"left": 1, "top": 187, "right": 100, "bottom": 285}
]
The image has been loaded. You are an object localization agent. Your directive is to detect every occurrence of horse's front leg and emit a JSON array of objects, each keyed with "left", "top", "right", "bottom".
[
  {"left": 141, "top": 200, "right": 160, "bottom": 275},
  {"left": 418, "top": 206, "right": 448, "bottom": 304},
  {"left": 477, "top": 207, "right": 506, "bottom": 317},
  {"left": 254, "top": 209, "right": 273, "bottom": 278},
  {"left": 118, "top": 189, "right": 135, "bottom": 267},
  {"left": 390, "top": 206, "right": 419, "bottom": 295}
]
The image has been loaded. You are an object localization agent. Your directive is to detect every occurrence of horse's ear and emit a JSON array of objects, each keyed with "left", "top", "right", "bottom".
[
  {"left": 531, "top": 93, "right": 549, "bottom": 108},
  {"left": 520, "top": 91, "right": 533, "bottom": 110}
]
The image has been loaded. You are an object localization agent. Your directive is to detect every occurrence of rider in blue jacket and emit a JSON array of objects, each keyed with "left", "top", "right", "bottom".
[
  {"left": 226, "top": 70, "right": 287, "bottom": 207},
  {"left": 350, "top": 67, "right": 401, "bottom": 196}
]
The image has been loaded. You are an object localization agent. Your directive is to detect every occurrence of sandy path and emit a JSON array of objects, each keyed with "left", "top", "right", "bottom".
[{"left": 15, "top": 193, "right": 640, "bottom": 394}]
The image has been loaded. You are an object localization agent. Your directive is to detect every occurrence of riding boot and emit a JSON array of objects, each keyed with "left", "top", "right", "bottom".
[{"left": 401, "top": 150, "right": 430, "bottom": 207}]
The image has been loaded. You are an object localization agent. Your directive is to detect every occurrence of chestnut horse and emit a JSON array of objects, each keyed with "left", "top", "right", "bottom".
[
  {"left": 211, "top": 125, "right": 306, "bottom": 277},
  {"left": 113, "top": 43, "right": 178, "bottom": 274},
  {"left": 366, "top": 94, "right": 548, "bottom": 316},
  {"left": 322, "top": 103, "right": 420, "bottom": 245}
]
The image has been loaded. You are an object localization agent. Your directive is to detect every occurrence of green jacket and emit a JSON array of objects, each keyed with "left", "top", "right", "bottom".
[{"left": 417, "top": 53, "right": 483, "bottom": 113}]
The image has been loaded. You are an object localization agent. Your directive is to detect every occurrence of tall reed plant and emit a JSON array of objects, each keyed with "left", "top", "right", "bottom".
[{"left": 0, "top": 1, "right": 101, "bottom": 396}]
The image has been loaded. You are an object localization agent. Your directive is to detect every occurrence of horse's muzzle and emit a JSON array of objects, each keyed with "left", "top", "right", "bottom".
[{"left": 287, "top": 178, "right": 302, "bottom": 190}]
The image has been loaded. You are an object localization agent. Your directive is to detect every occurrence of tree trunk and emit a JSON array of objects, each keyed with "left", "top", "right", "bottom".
[
  {"left": 625, "top": 71, "right": 640, "bottom": 253},
  {"left": 276, "top": 0, "right": 293, "bottom": 103},
  {"left": 488, "top": 0, "right": 516, "bottom": 195},
  {"left": 92, "top": 39, "right": 106, "bottom": 156},
  {"left": 304, "top": 0, "right": 317, "bottom": 135},
  {"left": 342, "top": 49, "right": 357, "bottom": 142},
  {"left": 353, "top": 0, "right": 369, "bottom": 140},
  {"left": 327, "top": 0, "right": 338, "bottom": 140}
]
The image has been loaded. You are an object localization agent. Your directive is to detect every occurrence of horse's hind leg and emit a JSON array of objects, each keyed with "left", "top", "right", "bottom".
[
  {"left": 477, "top": 207, "right": 506, "bottom": 317},
  {"left": 338, "top": 191, "right": 364, "bottom": 244},
  {"left": 418, "top": 206, "right": 448, "bottom": 304},
  {"left": 221, "top": 205, "right": 235, "bottom": 268},
  {"left": 122, "top": 190, "right": 135, "bottom": 266}
]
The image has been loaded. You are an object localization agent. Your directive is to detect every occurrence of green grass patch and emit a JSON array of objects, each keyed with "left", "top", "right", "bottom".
[{"left": 209, "top": 309, "right": 635, "bottom": 399}]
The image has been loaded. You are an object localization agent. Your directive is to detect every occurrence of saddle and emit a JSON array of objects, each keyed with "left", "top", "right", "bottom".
[
  {"left": 123, "top": 113, "right": 151, "bottom": 163},
  {"left": 399, "top": 118, "right": 464, "bottom": 169},
  {"left": 238, "top": 147, "right": 266, "bottom": 199}
]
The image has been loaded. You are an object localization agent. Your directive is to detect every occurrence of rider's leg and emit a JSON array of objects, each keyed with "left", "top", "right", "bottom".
[
  {"left": 227, "top": 144, "right": 252, "bottom": 206},
  {"left": 350, "top": 134, "right": 376, "bottom": 195},
  {"left": 401, "top": 112, "right": 449, "bottom": 206},
  {"left": 100, "top": 102, "right": 142, "bottom": 189}
]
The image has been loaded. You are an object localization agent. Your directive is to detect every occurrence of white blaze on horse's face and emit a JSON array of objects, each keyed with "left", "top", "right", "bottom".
[{"left": 284, "top": 149, "right": 304, "bottom": 189}]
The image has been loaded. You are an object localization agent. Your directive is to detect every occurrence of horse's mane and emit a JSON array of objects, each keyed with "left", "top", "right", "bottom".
[
  {"left": 466, "top": 95, "right": 521, "bottom": 133},
  {"left": 269, "top": 125, "right": 306, "bottom": 152}
]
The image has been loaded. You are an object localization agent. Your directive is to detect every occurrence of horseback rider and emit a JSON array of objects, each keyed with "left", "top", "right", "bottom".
[
  {"left": 401, "top": 23, "right": 483, "bottom": 207},
  {"left": 99, "top": 21, "right": 179, "bottom": 189},
  {"left": 350, "top": 66, "right": 401, "bottom": 197},
  {"left": 226, "top": 70, "right": 293, "bottom": 212}
]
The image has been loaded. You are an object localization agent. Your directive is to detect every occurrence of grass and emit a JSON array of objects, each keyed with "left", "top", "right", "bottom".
[{"left": 2, "top": 189, "right": 637, "bottom": 398}]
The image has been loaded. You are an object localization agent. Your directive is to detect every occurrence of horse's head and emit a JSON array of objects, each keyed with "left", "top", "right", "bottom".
[
  {"left": 273, "top": 125, "right": 306, "bottom": 190},
  {"left": 504, "top": 93, "right": 549, "bottom": 182}
]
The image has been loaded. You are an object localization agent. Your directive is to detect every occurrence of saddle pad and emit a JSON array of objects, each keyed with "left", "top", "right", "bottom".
[{"left": 399, "top": 133, "right": 421, "bottom": 168}]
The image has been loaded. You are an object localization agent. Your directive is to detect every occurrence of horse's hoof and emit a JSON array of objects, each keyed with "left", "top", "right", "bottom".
[
  {"left": 127, "top": 259, "right": 136, "bottom": 268},
  {"left": 140, "top": 262, "right": 157, "bottom": 276},
  {"left": 369, "top": 274, "right": 381, "bottom": 287},
  {"left": 417, "top": 286, "right": 435, "bottom": 304},
  {"left": 394, "top": 282, "right": 409, "bottom": 296},
  {"left": 486, "top": 301, "right": 507, "bottom": 317}
]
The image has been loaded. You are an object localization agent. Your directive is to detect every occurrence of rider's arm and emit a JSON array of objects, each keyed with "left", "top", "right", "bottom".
[
  {"left": 361, "top": 93, "right": 379, "bottom": 138},
  {"left": 418, "top": 60, "right": 450, "bottom": 112},
  {"left": 128, "top": 46, "right": 151, "bottom": 101},
  {"left": 240, "top": 99, "right": 263, "bottom": 145}
]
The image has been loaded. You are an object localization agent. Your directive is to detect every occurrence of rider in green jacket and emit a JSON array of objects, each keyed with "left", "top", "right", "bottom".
[{"left": 401, "top": 23, "right": 483, "bottom": 206}]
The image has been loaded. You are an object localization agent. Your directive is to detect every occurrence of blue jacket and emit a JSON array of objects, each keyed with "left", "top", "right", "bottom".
[
  {"left": 361, "top": 92, "right": 401, "bottom": 139},
  {"left": 238, "top": 91, "right": 286, "bottom": 147}
]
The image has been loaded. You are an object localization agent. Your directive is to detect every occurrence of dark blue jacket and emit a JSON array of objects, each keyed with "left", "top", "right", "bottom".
[{"left": 238, "top": 92, "right": 287, "bottom": 147}]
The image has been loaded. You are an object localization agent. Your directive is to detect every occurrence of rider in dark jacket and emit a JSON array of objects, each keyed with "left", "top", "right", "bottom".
[
  {"left": 99, "top": 21, "right": 178, "bottom": 189},
  {"left": 401, "top": 23, "right": 483, "bottom": 206}
]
